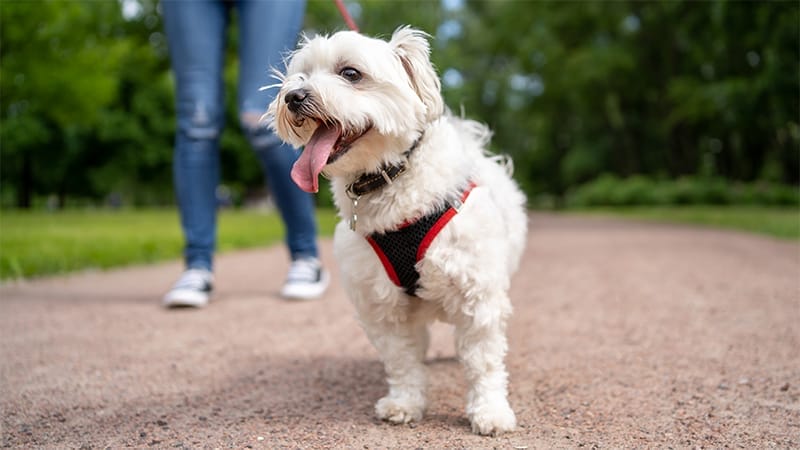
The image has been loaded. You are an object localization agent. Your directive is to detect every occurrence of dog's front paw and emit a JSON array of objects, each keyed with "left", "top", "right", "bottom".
[
  {"left": 469, "top": 402, "right": 517, "bottom": 436},
  {"left": 375, "top": 394, "right": 426, "bottom": 424}
]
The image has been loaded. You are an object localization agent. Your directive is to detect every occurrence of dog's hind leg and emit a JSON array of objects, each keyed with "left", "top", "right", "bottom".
[
  {"left": 454, "top": 294, "right": 516, "bottom": 436},
  {"left": 363, "top": 320, "right": 429, "bottom": 424}
]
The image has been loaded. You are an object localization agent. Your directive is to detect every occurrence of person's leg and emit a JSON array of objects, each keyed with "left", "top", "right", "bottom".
[
  {"left": 236, "top": 0, "right": 319, "bottom": 261},
  {"left": 162, "top": 0, "right": 229, "bottom": 271}
]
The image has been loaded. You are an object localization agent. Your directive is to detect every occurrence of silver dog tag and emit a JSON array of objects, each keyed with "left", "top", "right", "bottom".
[{"left": 349, "top": 196, "right": 359, "bottom": 231}]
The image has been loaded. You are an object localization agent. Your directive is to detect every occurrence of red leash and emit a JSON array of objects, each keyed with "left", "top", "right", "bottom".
[{"left": 334, "top": 0, "right": 359, "bottom": 32}]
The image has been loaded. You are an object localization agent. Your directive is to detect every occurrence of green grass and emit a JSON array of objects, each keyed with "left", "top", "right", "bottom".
[
  {"left": 0, "top": 208, "right": 339, "bottom": 281},
  {"left": 2, "top": 205, "right": 797, "bottom": 281},
  {"left": 571, "top": 205, "right": 800, "bottom": 240}
]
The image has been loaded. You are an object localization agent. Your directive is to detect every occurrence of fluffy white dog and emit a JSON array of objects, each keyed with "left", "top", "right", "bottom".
[{"left": 267, "top": 26, "right": 527, "bottom": 436}]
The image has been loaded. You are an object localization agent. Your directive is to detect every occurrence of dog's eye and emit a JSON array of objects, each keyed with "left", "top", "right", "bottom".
[{"left": 339, "top": 67, "right": 362, "bottom": 83}]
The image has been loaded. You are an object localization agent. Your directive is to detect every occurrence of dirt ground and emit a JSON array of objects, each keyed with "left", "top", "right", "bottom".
[{"left": 1, "top": 213, "right": 798, "bottom": 449}]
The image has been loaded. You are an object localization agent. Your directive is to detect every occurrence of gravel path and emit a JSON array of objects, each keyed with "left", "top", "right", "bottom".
[{"left": 1, "top": 213, "right": 798, "bottom": 448}]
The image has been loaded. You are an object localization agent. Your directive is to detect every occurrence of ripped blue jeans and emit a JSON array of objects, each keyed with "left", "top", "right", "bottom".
[{"left": 162, "top": 0, "right": 317, "bottom": 271}]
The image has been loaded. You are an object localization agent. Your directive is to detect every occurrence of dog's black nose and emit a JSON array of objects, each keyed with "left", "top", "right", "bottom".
[{"left": 285, "top": 89, "right": 308, "bottom": 112}]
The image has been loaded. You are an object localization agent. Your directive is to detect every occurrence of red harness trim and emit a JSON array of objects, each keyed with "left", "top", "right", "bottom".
[
  {"left": 416, "top": 183, "right": 476, "bottom": 262},
  {"left": 366, "top": 235, "right": 401, "bottom": 286},
  {"left": 366, "top": 182, "right": 477, "bottom": 293}
]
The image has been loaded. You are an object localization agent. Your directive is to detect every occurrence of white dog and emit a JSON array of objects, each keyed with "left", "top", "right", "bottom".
[{"left": 267, "top": 26, "right": 527, "bottom": 436}]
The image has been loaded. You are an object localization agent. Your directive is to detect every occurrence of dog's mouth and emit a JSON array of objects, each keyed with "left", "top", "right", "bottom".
[
  {"left": 290, "top": 120, "right": 372, "bottom": 193},
  {"left": 328, "top": 122, "right": 372, "bottom": 164}
]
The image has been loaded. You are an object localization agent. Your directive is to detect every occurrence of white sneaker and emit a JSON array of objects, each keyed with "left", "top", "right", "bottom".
[
  {"left": 280, "top": 257, "right": 329, "bottom": 300},
  {"left": 163, "top": 269, "right": 214, "bottom": 308}
]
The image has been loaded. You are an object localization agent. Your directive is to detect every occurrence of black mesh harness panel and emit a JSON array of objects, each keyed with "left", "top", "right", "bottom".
[{"left": 366, "top": 182, "right": 476, "bottom": 296}]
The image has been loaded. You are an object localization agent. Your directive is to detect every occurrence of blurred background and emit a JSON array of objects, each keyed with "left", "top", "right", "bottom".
[
  {"left": 2, "top": 0, "right": 797, "bottom": 209},
  {"left": 1, "top": 0, "right": 798, "bottom": 279}
]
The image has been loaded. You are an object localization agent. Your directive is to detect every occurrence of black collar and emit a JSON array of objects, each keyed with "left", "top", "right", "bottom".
[{"left": 346, "top": 133, "right": 423, "bottom": 197}]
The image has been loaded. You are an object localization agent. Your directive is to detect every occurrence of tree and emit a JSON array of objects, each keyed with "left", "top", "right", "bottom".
[
  {"left": 440, "top": 0, "right": 799, "bottom": 201},
  {"left": 1, "top": 1, "right": 132, "bottom": 207}
]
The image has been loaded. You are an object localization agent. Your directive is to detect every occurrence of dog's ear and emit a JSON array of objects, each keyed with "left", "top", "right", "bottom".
[{"left": 390, "top": 26, "right": 444, "bottom": 122}]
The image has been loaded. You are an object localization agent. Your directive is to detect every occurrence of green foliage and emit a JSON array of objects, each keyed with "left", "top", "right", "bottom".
[
  {"left": 1, "top": 0, "right": 174, "bottom": 207},
  {"left": 572, "top": 206, "right": 800, "bottom": 241},
  {"left": 0, "top": 208, "right": 339, "bottom": 280},
  {"left": 440, "top": 0, "right": 799, "bottom": 198},
  {"left": 566, "top": 175, "right": 800, "bottom": 207}
]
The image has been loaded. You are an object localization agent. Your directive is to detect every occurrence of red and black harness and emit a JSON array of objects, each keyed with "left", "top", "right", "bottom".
[
  {"left": 366, "top": 183, "right": 476, "bottom": 296},
  {"left": 345, "top": 135, "right": 476, "bottom": 296}
]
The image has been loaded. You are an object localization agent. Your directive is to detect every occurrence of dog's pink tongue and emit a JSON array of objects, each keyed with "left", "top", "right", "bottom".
[{"left": 291, "top": 124, "right": 340, "bottom": 193}]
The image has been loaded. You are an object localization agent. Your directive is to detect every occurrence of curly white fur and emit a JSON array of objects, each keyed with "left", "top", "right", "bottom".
[{"left": 267, "top": 26, "right": 527, "bottom": 436}]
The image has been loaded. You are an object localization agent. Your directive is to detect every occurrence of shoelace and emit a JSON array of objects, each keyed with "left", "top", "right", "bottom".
[
  {"left": 286, "top": 259, "right": 320, "bottom": 283},
  {"left": 172, "top": 270, "right": 211, "bottom": 290}
]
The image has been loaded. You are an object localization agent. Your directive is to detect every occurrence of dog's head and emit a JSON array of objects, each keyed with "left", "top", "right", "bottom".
[{"left": 267, "top": 26, "right": 443, "bottom": 193}]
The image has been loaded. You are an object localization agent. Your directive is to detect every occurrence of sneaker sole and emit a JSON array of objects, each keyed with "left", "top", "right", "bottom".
[
  {"left": 280, "top": 271, "right": 330, "bottom": 300},
  {"left": 163, "top": 289, "right": 210, "bottom": 308}
]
